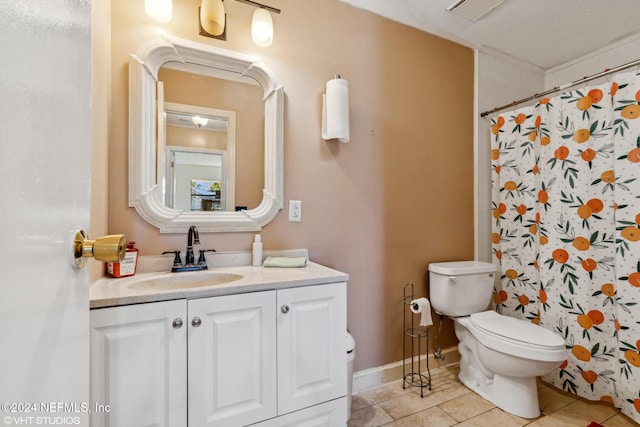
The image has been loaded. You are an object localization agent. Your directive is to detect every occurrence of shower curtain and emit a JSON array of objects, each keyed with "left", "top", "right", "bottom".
[{"left": 491, "top": 69, "right": 640, "bottom": 422}]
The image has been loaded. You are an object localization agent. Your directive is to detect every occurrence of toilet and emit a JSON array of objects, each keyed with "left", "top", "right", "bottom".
[{"left": 428, "top": 261, "right": 567, "bottom": 419}]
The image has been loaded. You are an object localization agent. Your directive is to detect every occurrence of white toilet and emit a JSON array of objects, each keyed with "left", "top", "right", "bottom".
[{"left": 428, "top": 261, "right": 567, "bottom": 419}]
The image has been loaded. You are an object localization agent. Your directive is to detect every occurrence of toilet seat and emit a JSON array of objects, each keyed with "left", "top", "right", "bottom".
[{"left": 462, "top": 311, "right": 566, "bottom": 362}]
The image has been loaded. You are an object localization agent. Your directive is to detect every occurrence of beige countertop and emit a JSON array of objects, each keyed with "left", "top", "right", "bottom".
[{"left": 90, "top": 261, "right": 349, "bottom": 309}]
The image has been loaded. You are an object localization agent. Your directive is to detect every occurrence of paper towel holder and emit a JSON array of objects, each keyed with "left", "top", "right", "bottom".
[{"left": 322, "top": 74, "right": 350, "bottom": 143}]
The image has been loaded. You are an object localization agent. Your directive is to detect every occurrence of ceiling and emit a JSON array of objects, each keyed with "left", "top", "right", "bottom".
[{"left": 339, "top": 0, "right": 640, "bottom": 70}]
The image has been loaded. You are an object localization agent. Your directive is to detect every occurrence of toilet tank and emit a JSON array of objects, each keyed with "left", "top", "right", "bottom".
[{"left": 428, "top": 261, "right": 497, "bottom": 317}]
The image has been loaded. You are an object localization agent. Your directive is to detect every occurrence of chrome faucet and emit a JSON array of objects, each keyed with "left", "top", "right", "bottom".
[{"left": 163, "top": 225, "right": 215, "bottom": 272}]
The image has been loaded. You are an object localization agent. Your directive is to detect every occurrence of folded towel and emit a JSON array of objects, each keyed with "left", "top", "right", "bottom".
[{"left": 263, "top": 256, "right": 308, "bottom": 268}]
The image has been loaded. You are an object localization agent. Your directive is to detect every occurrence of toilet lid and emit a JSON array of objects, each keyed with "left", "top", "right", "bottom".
[{"left": 469, "top": 310, "right": 565, "bottom": 349}]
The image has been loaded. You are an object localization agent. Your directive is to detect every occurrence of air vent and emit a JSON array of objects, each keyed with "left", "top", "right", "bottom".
[{"left": 447, "top": 0, "right": 504, "bottom": 22}]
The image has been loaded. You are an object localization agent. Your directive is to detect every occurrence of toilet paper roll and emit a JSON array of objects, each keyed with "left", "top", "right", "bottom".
[
  {"left": 322, "top": 78, "right": 350, "bottom": 143},
  {"left": 410, "top": 298, "right": 433, "bottom": 327}
]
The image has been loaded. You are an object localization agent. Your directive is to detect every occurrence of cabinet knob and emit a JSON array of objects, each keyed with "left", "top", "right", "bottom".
[
  {"left": 172, "top": 318, "right": 183, "bottom": 329},
  {"left": 281, "top": 305, "right": 290, "bottom": 314},
  {"left": 192, "top": 317, "right": 202, "bottom": 327}
]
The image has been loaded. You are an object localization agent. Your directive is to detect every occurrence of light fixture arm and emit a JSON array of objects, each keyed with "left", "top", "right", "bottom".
[{"left": 235, "top": 0, "right": 281, "bottom": 14}]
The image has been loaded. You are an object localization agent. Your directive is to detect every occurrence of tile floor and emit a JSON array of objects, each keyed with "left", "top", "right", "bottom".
[{"left": 348, "top": 364, "right": 638, "bottom": 427}]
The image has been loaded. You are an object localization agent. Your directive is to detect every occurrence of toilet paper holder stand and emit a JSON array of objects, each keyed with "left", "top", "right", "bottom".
[{"left": 402, "top": 282, "right": 432, "bottom": 397}]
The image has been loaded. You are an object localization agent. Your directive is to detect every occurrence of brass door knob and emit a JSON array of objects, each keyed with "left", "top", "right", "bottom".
[{"left": 73, "top": 229, "right": 126, "bottom": 269}]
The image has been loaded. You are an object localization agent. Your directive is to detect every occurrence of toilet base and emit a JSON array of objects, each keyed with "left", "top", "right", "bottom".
[
  {"left": 454, "top": 318, "right": 548, "bottom": 419},
  {"left": 458, "top": 371, "right": 540, "bottom": 419}
]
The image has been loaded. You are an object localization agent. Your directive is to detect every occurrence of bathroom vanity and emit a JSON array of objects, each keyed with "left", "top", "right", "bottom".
[{"left": 90, "top": 256, "right": 348, "bottom": 427}]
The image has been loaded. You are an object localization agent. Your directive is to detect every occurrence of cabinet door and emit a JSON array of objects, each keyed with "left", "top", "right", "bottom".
[
  {"left": 90, "top": 299, "right": 187, "bottom": 427},
  {"left": 188, "top": 291, "right": 277, "bottom": 427},
  {"left": 277, "top": 282, "right": 347, "bottom": 416},
  {"left": 253, "top": 397, "right": 348, "bottom": 427}
]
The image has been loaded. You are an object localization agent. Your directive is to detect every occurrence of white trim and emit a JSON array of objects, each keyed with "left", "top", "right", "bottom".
[
  {"left": 352, "top": 346, "right": 460, "bottom": 395},
  {"left": 473, "top": 48, "right": 479, "bottom": 261}
]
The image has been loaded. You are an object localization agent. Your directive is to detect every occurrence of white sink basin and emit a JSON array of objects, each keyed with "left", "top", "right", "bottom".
[{"left": 127, "top": 271, "right": 244, "bottom": 291}]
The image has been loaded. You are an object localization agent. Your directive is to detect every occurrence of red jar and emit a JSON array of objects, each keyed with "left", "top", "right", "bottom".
[{"left": 107, "top": 241, "right": 139, "bottom": 278}]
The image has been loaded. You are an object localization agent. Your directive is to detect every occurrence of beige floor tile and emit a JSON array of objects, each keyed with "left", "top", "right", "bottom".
[
  {"left": 379, "top": 392, "right": 440, "bottom": 420},
  {"left": 352, "top": 363, "right": 636, "bottom": 427},
  {"left": 438, "top": 391, "right": 495, "bottom": 422},
  {"left": 526, "top": 412, "right": 591, "bottom": 427},
  {"left": 357, "top": 380, "right": 412, "bottom": 406},
  {"left": 384, "top": 406, "right": 458, "bottom": 427},
  {"left": 348, "top": 404, "right": 394, "bottom": 427},
  {"left": 352, "top": 394, "right": 373, "bottom": 412},
  {"left": 553, "top": 399, "right": 620, "bottom": 423},
  {"left": 602, "top": 412, "right": 640, "bottom": 427},
  {"left": 537, "top": 385, "right": 579, "bottom": 415},
  {"left": 454, "top": 407, "right": 528, "bottom": 427},
  {"left": 379, "top": 383, "right": 471, "bottom": 420}
]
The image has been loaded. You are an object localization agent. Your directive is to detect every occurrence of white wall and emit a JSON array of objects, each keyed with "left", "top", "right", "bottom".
[
  {"left": 474, "top": 49, "right": 545, "bottom": 262},
  {"left": 546, "top": 34, "right": 640, "bottom": 89}
]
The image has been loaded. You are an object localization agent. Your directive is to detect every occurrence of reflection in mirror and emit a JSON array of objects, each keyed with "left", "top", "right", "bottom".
[
  {"left": 129, "top": 37, "right": 283, "bottom": 233},
  {"left": 166, "top": 147, "right": 227, "bottom": 211},
  {"left": 161, "top": 102, "right": 235, "bottom": 211},
  {"left": 158, "top": 67, "right": 264, "bottom": 211}
]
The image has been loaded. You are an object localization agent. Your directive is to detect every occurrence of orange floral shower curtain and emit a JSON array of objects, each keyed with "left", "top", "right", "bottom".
[{"left": 491, "top": 69, "right": 640, "bottom": 422}]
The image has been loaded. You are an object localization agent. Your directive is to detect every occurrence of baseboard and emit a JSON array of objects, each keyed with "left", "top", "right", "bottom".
[{"left": 352, "top": 346, "right": 460, "bottom": 394}]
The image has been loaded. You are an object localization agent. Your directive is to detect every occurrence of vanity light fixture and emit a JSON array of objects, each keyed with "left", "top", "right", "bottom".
[
  {"left": 198, "top": 0, "right": 280, "bottom": 45},
  {"left": 199, "top": 0, "right": 227, "bottom": 39},
  {"left": 235, "top": 0, "right": 281, "bottom": 47},
  {"left": 251, "top": 8, "right": 273, "bottom": 46},
  {"left": 144, "top": 0, "right": 173, "bottom": 22},
  {"left": 192, "top": 116, "right": 209, "bottom": 128}
]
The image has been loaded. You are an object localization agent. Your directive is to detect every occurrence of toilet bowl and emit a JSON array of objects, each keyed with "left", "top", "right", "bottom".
[
  {"left": 428, "top": 261, "right": 567, "bottom": 419},
  {"left": 454, "top": 311, "right": 566, "bottom": 418}
]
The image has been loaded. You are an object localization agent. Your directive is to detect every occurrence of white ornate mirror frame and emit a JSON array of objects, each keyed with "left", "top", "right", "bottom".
[{"left": 129, "top": 36, "right": 284, "bottom": 233}]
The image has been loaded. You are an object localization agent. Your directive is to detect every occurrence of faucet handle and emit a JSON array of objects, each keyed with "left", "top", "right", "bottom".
[
  {"left": 162, "top": 250, "right": 182, "bottom": 266},
  {"left": 198, "top": 249, "right": 216, "bottom": 265}
]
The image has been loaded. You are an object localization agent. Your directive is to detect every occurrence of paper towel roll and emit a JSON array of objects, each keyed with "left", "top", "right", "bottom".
[
  {"left": 322, "top": 78, "right": 350, "bottom": 143},
  {"left": 410, "top": 298, "right": 433, "bottom": 327}
]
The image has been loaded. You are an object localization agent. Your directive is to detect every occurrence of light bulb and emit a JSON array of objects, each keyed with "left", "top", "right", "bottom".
[
  {"left": 144, "top": 0, "right": 172, "bottom": 23},
  {"left": 251, "top": 8, "right": 273, "bottom": 47},
  {"left": 192, "top": 116, "right": 209, "bottom": 128},
  {"left": 200, "top": 0, "right": 226, "bottom": 36}
]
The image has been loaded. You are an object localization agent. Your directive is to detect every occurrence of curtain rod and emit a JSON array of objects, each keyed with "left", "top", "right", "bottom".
[{"left": 480, "top": 58, "right": 640, "bottom": 118}]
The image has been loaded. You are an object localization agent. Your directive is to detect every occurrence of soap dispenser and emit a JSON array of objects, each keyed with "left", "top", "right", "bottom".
[{"left": 252, "top": 234, "right": 263, "bottom": 266}]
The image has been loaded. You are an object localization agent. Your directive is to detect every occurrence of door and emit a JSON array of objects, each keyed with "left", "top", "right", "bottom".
[
  {"left": 90, "top": 300, "right": 188, "bottom": 427},
  {"left": 0, "top": 0, "right": 92, "bottom": 423},
  {"left": 277, "top": 283, "right": 348, "bottom": 415},
  {"left": 188, "top": 292, "right": 277, "bottom": 426}
]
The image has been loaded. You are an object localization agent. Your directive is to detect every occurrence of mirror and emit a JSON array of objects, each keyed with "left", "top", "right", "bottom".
[
  {"left": 158, "top": 68, "right": 265, "bottom": 212},
  {"left": 161, "top": 102, "right": 237, "bottom": 212},
  {"left": 129, "top": 37, "right": 283, "bottom": 233}
]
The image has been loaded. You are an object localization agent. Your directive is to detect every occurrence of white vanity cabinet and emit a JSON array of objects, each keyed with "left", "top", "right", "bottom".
[
  {"left": 90, "top": 299, "right": 188, "bottom": 427},
  {"left": 90, "top": 282, "right": 347, "bottom": 427},
  {"left": 188, "top": 291, "right": 278, "bottom": 426},
  {"left": 276, "top": 284, "right": 348, "bottom": 415}
]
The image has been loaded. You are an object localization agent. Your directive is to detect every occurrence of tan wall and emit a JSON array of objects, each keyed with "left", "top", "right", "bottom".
[{"left": 106, "top": 0, "right": 473, "bottom": 371}]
